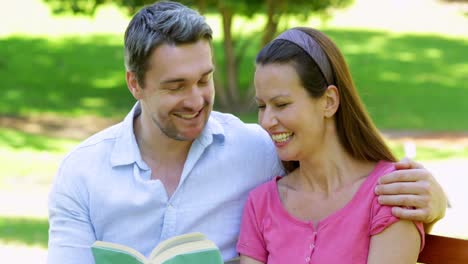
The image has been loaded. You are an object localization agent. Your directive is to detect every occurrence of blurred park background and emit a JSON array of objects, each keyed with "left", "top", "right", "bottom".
[{"left": 0, "top": 0, "right": 467, "bottom": 261}]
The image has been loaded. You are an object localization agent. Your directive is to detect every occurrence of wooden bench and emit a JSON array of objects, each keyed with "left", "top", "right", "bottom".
[{"left": 417, "top": 234, "right": 468, "bottom": 263}]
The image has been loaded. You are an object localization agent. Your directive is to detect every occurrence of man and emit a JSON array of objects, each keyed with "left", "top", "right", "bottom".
[{"left": 48, "top": 1, "right": 446, "bottom": 263}]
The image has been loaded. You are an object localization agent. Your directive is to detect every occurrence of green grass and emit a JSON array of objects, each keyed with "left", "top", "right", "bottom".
[
  {"left": 0, "top": 128, "right": 78, "bottom": 186},
  {"left": 326, "top": 30, "right": 468, "bottom": 131},
  {"left": 388, "top": 141, "right": 468, "bottom": 161},
  {"left": 1, "top": 29, "right": 467, "bottom": 129},
  {"left": 0, "top": 35, "right": 133, "bottom": 119},
  {"left": 0, "top": 217, "right": 48, "bottom": 248}
]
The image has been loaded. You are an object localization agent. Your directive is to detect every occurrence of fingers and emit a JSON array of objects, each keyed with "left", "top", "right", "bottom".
[
  {"left": 391, "top": 206, "right": 430, "bottom": 222},
  {"left": 375, "top": 163, "right": 447, "bottom": 225},
  {"left": 377, "top": 169, "right": 429, "bottom": 185},
  {"left": 375, "top": 179, "right": 431, "bottom": 195},
  {"left": 393, "top": 157, "right": 412, "bottom": 170},
  {"left": 377, "top": 194, "right": 429, "bottom": 209},
  {"left": 394, "top": 158, "right": 424, "bottom": 170}
]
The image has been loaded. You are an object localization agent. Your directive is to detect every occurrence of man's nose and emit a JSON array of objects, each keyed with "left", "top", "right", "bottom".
[{"left": 183, "top": 86, "right": 205, "bottom": 110}]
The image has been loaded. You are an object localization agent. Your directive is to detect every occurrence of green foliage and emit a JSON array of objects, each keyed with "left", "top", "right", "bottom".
[
  {"left": 42, "top": 0, "right": 352, "bottom": 16},
  {"left": 43, "top": 0, "right": 145, "bottom": 15}
]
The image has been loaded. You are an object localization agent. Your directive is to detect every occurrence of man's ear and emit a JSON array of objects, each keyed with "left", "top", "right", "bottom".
[
  {"left": 323, "top": 85, "right": 340, "bottom": 118},
  {"left": 126, "top": 71, "right": 143, "bottom": 100}
]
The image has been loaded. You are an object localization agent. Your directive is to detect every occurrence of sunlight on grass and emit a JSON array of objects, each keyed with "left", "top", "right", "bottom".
[
  {"left": 0, "top": 149, "right": 62, "bottom": 186},
  {"left": 92, "top": 72, "right": 124, "bottom": 89},
  {"left": 341, "top": 34, "right": 388, "bottom": 55},
  {"left": 0, "top": 35, "right": 132, "bottom": 118},
  {"left": 453, "top": 63, "right": 468, "bottom": 78},
  {"left": 5, "top": 90, "right": 22, "bottom": 101},
  {"left": 0, "top": 128, "right": 77, "bottom": 152},
  {"left": 80, "top": 97, "right": 107, "bottom": 108},
  {"left": 388, "top": 142, "right": 468, "bottom": 161},
  {"left": 1, "top": 1, "right": 466, "bottom": 128},
  {"left": 0, "top": 128, "right": 78, "bottom": 186},
  {"left": 424, "top": 48, "right": 443, "bottom": 59},
  {"left": 380, "top": 71, "right": 401, "bottom": 82}
]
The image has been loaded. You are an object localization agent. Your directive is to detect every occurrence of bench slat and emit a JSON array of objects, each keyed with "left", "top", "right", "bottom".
[{"left": 417, "top": 234, "right": 468, "bottom": 263}]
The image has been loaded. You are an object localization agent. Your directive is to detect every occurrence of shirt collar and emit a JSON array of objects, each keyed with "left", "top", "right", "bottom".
[
  {"left": 110, "top": 102, "right": 147, "bottom": 168},
  {"left": 196, "top": 111, "right": 225, "bottom": 147},
  {"left": 110, "top": 102, "right": 225, "bottom": 168}
]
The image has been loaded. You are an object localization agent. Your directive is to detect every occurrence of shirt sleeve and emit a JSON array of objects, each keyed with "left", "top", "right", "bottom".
[
  {"left": 47, "top": 158, "right": 96, "bottom": 264},
  {"left": 369, "top": 196, "right": 425, "bottom": 251},
  {"left": 236, "top": 194, "right": 268, "bottom": 263}
]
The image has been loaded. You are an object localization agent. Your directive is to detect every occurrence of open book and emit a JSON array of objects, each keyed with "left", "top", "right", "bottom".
[{"left": 91, "top": 232, "right": 224, "bottom": 264}]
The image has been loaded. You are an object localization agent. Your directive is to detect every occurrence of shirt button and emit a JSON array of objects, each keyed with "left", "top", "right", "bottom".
[
  {"left": 305, "top": 256, "right": 311, "bottom": 262},
  {"left": 309, "top": 243, "right": 315, "bottom": 249}
]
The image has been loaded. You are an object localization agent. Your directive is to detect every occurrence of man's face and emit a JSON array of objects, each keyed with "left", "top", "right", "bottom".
[{"left": 131, "top": 40, "right": 215, "bottom": 141}]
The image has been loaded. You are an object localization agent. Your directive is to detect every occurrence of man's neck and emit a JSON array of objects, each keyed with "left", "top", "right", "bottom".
[{"left": 135, "top": 118, "right": 192, "bottom": 164}]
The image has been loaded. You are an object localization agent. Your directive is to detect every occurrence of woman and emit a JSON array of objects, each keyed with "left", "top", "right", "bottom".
[{"left": 236, "top": 27, "right": 424, "bottom": 263}]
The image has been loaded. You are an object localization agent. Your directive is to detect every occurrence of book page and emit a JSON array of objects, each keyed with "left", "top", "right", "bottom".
[
  {"left": 151, "top": 240, "right": 219, "bottom": 263},
  {"left": 149, "top": 232, "right": 206, "bottom": 259}
]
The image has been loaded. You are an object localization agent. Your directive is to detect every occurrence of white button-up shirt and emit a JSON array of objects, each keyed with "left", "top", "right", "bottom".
[{"left": 48, "top": 102, "right": 283, "bottom": 263}]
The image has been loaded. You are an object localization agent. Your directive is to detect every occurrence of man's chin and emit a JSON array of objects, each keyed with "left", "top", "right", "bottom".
[
  {"left": 175, "top": 127, "right": 204, "bottom": 141},
  {"left": 172, "top": 113, "right": 209, "bottom": 141}
]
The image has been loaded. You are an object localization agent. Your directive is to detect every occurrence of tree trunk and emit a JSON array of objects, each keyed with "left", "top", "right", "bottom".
[
  {"left": 195, "top": 0, "right": 207, "bottom": 14},
  {"left": 261, "top": 0, "right": 285, "bottom": 47},
  {"left": 219, "top": 4, "right": 240, "bottom": 110},
  {"left": 213, "top": 67, "right": 230, "bottom": 111},
  {"left": 243, "top": 0, "right": 286, "bottom": 110}
]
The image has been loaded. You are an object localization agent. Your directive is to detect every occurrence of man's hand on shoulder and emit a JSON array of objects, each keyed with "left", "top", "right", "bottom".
[{"left": 374, "top": 158, "right": 447, "bottom": 232}]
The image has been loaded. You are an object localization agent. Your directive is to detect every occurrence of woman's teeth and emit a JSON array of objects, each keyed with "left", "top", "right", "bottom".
[{"left": 271, "top": 132, "right": 293, "bottom": 143}]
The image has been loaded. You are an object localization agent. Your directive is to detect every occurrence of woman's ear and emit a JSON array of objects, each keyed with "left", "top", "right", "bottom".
[
  {"left": 324, "top": 85, "right": 340, "bottom": 118},
  {"left": 126, "top": 71, "right": 143, "bottom": 100}
]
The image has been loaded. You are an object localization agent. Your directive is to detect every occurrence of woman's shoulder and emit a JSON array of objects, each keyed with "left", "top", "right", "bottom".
[
  {"left": 369, "top": 160, "right": 396, "bottom": 182},
  {"left": 247, "top": 176, "right": 281, "bottom": 202}
]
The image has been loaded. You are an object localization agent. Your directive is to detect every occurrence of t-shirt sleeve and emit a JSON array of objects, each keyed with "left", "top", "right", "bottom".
[
  {"left": 236, "top": 194, "right": 268, "bottom": 263},
  {"left": 369, "top": 196, "right": 425, "bottom": 251}
]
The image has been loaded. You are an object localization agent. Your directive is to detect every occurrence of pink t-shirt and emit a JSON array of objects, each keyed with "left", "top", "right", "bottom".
[{"left": 237, "top": 161, "right": 424, "bottom": 263}]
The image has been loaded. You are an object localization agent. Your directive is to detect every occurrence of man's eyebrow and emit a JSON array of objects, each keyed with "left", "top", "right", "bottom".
[{"left": 160, "top": 68, "right": 214, "bottom": 84}]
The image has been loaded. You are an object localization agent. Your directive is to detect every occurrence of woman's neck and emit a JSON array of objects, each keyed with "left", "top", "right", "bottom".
[{"left": 292, "top": 131, "right": 375, "bottom": 196}]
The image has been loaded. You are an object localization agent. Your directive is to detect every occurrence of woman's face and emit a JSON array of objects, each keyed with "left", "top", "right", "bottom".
[{"left": 255, "top": 63, "right": 328, "bottom": 161}]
